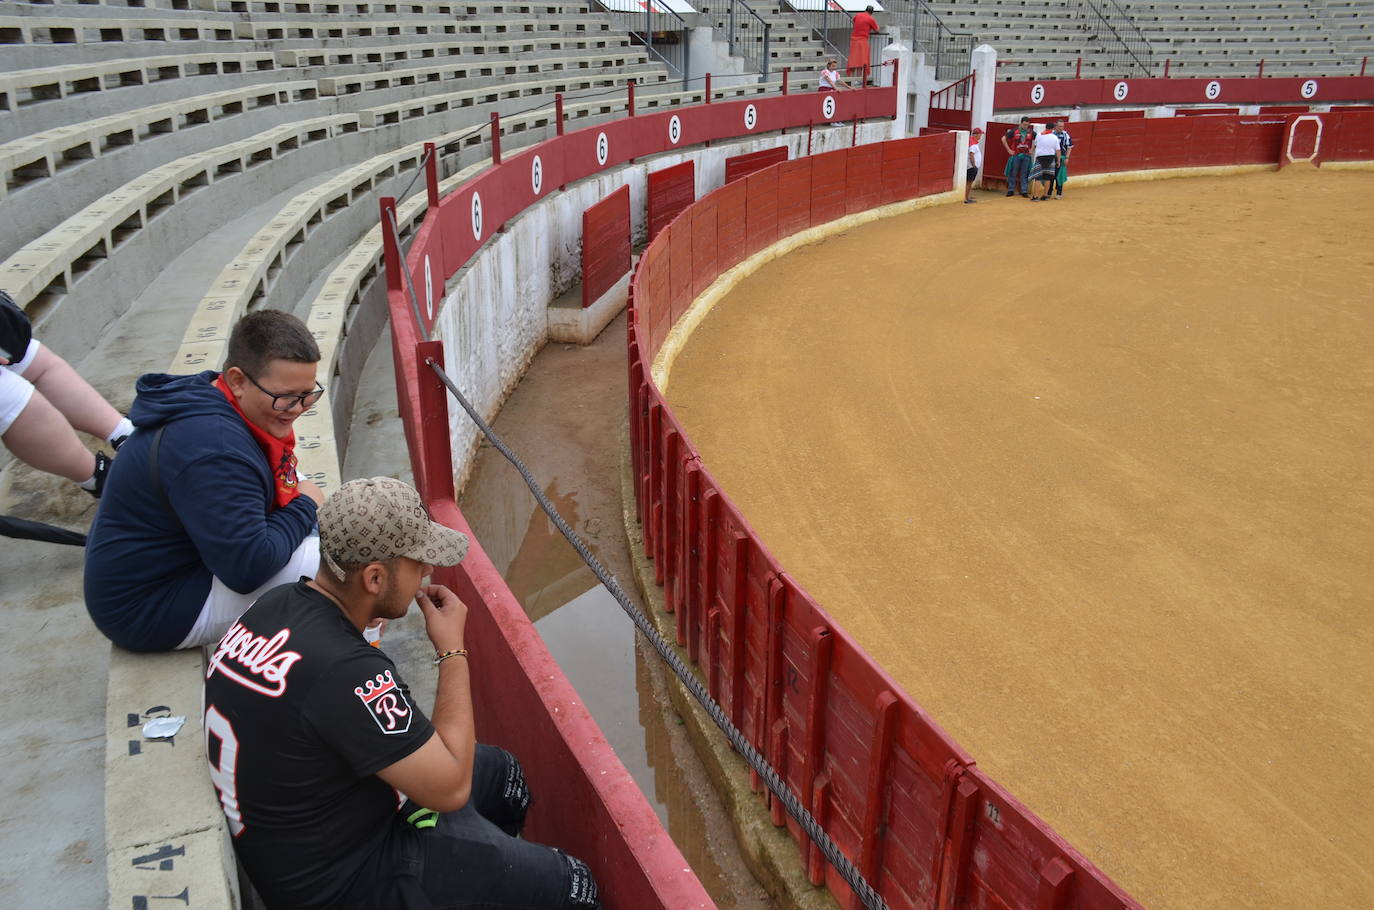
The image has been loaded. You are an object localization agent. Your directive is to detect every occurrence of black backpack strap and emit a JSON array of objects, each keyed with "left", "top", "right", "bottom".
[{"left": 147, "top": 425, "right": 179, "bottom": 522}]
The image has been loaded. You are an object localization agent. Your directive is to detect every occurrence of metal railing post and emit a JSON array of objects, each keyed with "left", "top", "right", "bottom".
[
  {"left": 782, "top": 66, "right": 789, "bottom": 95},
  {"left": 728, "top": 0, "right": 737, "bottom": 55},
  {"left": 705, "top": 72, "right": 712, "bottom": 103},
  {"left": 645, "top": 4, "right": 652, "bottom": 60},
  {"left": 555, "top": 93, "right": 564, "bottom": 135},
  {"left": 682, "top": 31, "right": 690, "bottom": 91},
  {"left": 490, "top": 112, "right": 501, "bottom": 165},
  {"left": 628, "top": 79, "right": 636, "bottom": 116}
]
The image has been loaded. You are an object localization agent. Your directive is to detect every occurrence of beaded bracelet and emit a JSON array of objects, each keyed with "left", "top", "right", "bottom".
[{"left": 433, "top": 648, "right": 468, "bottom": 666}]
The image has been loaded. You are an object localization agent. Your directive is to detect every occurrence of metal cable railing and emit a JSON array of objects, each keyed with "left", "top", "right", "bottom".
[
  {"left": 790, "top": 0, "right": 854, "bottom": 63},
  {"left": 597, "top": 0, "right": 693, "bottom": 88},
  {"left": 1075, "top": 0, "right": 1154, "bottom": 77}
]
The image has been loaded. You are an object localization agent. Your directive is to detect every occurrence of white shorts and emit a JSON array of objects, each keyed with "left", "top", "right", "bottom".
[
  {"left": 178, "top": 533, "right": 321, "bottom": 649},
  {"left": 0, "top": 339, "right": 41, "bottom": 435}
]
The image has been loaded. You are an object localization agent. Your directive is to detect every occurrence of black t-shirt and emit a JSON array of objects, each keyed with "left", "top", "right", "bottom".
[{"left": 203, "top": 581, "right": 434, "bottom": 909}]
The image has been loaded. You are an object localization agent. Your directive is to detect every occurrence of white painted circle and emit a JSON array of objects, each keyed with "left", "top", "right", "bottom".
[
  {"left": 1301, "top": 79, "right": 1318, "bottom": 99},
  {"left": 822, "top": 96, "right": 836, "bottom": 120},
  {"left": 1113, "top": 81, "right": 1129, "bottom": 102},
  {"left": 1030, "top": 84, "right": 1046, "bottom": 104},
  {"left": 668, "top": 115, "right": 682, "bottom": 145},
  {"left": 744, "top": 104, "right": 758, "bottom": 130},
  {"left": 1205, "top": 80, "right": 1222, "bottom": 101},
  {"left": 531, "top": 155, "right": 543, "bottom": 195},
  {"left": 470, "top": 192, "right": 483, "bottom": 241},
  {"left": 595, "top": 131, "right": 609, "bottom": 166},
  {"left": 424, "top": 254, "right": 434, "bottom": 321}
]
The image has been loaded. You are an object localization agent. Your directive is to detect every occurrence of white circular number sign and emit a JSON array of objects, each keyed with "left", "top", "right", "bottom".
[
  {"left": 1113, "top": 81, "right": 1129, "bottom": 102},
  {"left": 530, "top": 155, "right": 543, "bottom": 195},
  {"left": 596, "top": 131, "right": 609, "bottom": 166},
  {"left": 470, "top": 192, "right": 483, "bottom": 241},
  {"left": 822, "top": 96, "right": 836, "bottom": 120},
  {"left": 423, "top": 254, "right": 434, "bottom": 320},
  {"left": 744, "top": 104, "right": 758, "bottom": 130},
  {"left": 1205, "top": 80, "right": 1222, "bottom": 101},
  {"left": 668, "top": 115, "right": 682, "bottom": 145},
  {"left": 1030, "top": 84, "right": 1045, "bottom": 104},
  {"left": 1301, "top": 79, "right": 1318, "bottom": 99}
]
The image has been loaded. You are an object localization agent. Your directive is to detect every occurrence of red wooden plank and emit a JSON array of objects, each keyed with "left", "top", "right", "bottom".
[
  {"left": 581, "top": 184, "right": 631, "bottom": 308},
  {"left": 646, "top": 159, "right": 696, "bottom": 241},
  {"left": 744, "top": 166, "right": 780, "bottom": 258},
  {"left": 776, "top": 158, "right": 814, "bottom": 236},
  {"left": 809, "top": 148, "right": 848, "bottom": 225},
  {"left": 725, "top": 144, "right": 789, "bottom": 183},
  {"left": 844, "top": 142, "right": 885, "bottom": 214}
]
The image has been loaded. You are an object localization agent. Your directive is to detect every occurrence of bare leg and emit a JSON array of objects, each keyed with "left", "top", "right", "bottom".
[
  {"left": 2, "top": 390, "right": 97, "bottom": 483},
  {"left": 21, "top": 345, "right": 123, "bottom": 440}
]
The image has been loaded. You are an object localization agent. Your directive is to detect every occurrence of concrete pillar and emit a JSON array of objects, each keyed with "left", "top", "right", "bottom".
[
  {"left": 969, "top": 43, "right": 998, "bottom": 135},
  {"left": 881, "top": 41, "right": 914, "bottom": 140},
  {"left": 687, "top": 26, "right": 752, "bottom": 91},
  {"left": 909, "top": 52, "right": 936, "bottom": 133}
]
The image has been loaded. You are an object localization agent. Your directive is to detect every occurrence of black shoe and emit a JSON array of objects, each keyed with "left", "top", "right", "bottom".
[
  {"left": 1005, "top": 191, "right": 1014, "bottom": 197},
  {"left": 84, "top": 451, "right": 112, "bottom": 499},
  {"left": 1021, "top": 193, "right": 1029, "bottom": 198}
]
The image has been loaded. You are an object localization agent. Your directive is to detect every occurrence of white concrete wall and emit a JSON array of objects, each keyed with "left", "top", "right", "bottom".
[{"left": 431, "top": 123, "right": 890, "bottom": 489}]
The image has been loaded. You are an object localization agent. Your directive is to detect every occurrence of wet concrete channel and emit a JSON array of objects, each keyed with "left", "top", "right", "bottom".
[{"left": 449, "top": 312, "right": 770, "bottom": 908}]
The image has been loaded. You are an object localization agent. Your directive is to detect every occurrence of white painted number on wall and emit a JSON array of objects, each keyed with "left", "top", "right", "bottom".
[
  {"left": 205, "top": 706, "right": 245, "bottom": 836},
  {"left": 1030, "top": 84, "right": 1045, "bottom": 104},
  {"left": 1205, "top": 80, "right": 1222, "bottom": 101},
  {"left": 822, "top": 96, "right": 836, "bottom": 120},
  {"left": 1113, "top": 81, "right": 1129, "bottom": 102},
  {"left": 596, "top": 131, "right": 609, "bottom": 166},
  {"left": 669, "top": 115, "right": 682, "bottom": 145},
  {"left": 531, "top": 155, "right": 543, "bottom": 195},
  {"left": 470, "top": 192, "right": 483, "bottom": 240},
  {"left": 744, "top": 104, "right": 758, "bottom": 130},
  {"left": 1301, "top": 79, "right": 1319, "bottom": 99}
]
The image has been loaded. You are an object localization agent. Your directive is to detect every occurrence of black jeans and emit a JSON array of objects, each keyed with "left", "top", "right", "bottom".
[{"left": 406, "top": 745, "right": 600, "bottom": 910}]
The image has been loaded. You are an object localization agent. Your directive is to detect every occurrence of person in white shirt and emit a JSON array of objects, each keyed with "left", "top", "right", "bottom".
[
  {"left": 818, "top": 59, "right": 850, "bottom": 92},
  {"left": 965, "top": 128, "right": 984, "bottom": 203},
  {"left": 1029, "top": 121, "right": 1063, "bottom": 201}
]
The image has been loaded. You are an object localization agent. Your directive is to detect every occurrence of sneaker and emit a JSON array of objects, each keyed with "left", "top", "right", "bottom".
[
  {"left": 84, "top": 451, "right": 112, "bottom": 499},
  {"left": 964, "top": 198, "right": 976, "bottom": 204},
  {"left": 1021, "top": 193, "right": 1029, "bottom": 198},
  {"left": 1005, "top": 191, "right": 1015, "bottom": 197}
]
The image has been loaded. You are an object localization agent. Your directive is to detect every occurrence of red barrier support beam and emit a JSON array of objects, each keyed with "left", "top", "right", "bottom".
[
  {"left": 892, "top": 59, "right": 900, "bottom": 119},
  {"left": 1075, "top": 56, "right": 1082, "bottom": 79},
  {"left": 423, "top": 142, "right": 439, "bottom": 209},
  {"left": 555, "top": 93, "right": 564, "bottom": 135},
  {"left": 1362, "top": 56, "right": 1368, "bottom": 77},
  {"left": 782, "top": 66, "right": 790, "bottom": 95},
  {"left": 853, "top": 690, "right": 899, "bottom": 910},
  {"left": 379, "top": 196, "right": 401, "bottom": 293},
  {"left": 415, "top": 340, "right": 454, "bottom": 503},
  {"left": 705, "top": 73, "right": 712, "bottom": 103},
  {"left": 490, "top": 112, "right": 501, "bottom": 164},
  {"left": 628, "top": 79, "right": 636, "bottom": 117},
  {"left": 1258, "top": 57, "right": 1266, "bottom": 78}
]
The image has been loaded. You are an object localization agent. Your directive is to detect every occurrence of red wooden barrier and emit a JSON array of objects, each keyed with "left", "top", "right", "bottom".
[
  {"left": 647, "top": 160, "right": 696, "bottom": 242},
  {"left": 994, "top": 74, "right": 1374, "bottom": 110},
  {"left": 725, "top": 145, "right": 790, "bottom": 183},
  {"left": 1175, "top": 106, "right": 1240, "bottom": 116},
  {"left": 625, "top": 135, "right": 1144, "bottom": 910},
  {"left": 582, "top": 184, "right": 631, "bottom": 308},
  {"left": 1096, "top": 109, "right": 1146, "bottom": 119}
]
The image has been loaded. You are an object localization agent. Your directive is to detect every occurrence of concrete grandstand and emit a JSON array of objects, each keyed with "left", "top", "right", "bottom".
[{"left": 1, "top": 0, "right": 1371, "bottom": 906}]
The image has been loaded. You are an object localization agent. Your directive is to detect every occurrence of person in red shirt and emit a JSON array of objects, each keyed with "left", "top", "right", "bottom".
[{"left": 846, "top": 6, "right": 883, "bottom": 77}]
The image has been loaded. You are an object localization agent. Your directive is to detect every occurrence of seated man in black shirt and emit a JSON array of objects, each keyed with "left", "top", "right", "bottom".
[{"left": 203, "top": 476, "right": 600, "bottom": 909}]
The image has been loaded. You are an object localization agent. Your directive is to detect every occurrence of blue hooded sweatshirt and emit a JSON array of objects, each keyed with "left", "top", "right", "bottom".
[{"left": 84, "top": 371, "right": 318, "bottom": 651}]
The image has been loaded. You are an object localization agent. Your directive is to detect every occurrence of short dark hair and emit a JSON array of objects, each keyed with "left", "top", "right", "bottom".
[
  {"left": 1020, "top": 116, "right": 1031, "bottom": 123},
  {"left": 224, "top": 309, "right": 319, "bottom": 378}
]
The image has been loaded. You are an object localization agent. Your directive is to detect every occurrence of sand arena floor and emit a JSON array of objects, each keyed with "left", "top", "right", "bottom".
[{"left": 662, "top": 168, "right": 1374, "bottom": 909}]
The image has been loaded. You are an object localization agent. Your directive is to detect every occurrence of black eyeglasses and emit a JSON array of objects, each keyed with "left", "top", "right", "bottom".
[{"left": 244, "top": 372, "right": 326, "bottom": 412}]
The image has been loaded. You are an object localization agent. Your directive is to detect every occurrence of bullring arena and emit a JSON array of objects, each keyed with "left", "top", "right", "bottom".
[
  {"left": 2, "top": 0, "right": 1373, "bottom": 907},
  {"left": 659, "top": 166, "right": 1374, "bottom": 909}
]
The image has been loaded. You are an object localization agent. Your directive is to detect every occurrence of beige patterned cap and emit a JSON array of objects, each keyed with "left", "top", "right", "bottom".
[{"left": 318, "top": 476, "right": 468, "bottom": 581}]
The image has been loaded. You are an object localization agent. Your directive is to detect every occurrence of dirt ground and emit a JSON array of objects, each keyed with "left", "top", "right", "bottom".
[{"left": 663, "top": 168, "right": 1374, "bottom": 909}]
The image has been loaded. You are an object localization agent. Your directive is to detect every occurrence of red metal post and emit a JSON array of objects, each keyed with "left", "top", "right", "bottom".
[
  {"left": 782, "top": 66, "right": 790, "bottom": 95},
  {"left": 807, "top": 119, "right": 814, "bottom": 156},
  {"left": 555, "top": 92, "right": 564, "bottom": 135},
  {"left": 1075, "top": 55, "right": 1082, "bottom": 79},
  {"left": 1164, "top": 57, "right": 1171, "bottom": 78},
  {"left": 415, "top": 340, "right": 455, "bottom": 503},
  {"left": 379, "top": 197, "right": 401, "bottom": 293},
  {"left": 490, "top": 111, "right": 501, "bottom": 164},
  {"left": 628, "top": 78, "right": 636, "bottom": 116},
  {"left": 1362, "top": 56, "right": 1368, "bottom": 77},
  {"left": 1258, "top": 57, "right": 1265, "bottom": 78},
  {"left": 423, "top": 142, "right": 439, "bottom": 209},
  {"left": 705, "top": 72, "right": 712, "bottom": 103}
]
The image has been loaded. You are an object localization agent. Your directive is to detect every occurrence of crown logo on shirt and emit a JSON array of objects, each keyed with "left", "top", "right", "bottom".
[
  {"left": 354, "top": 671, "right": 399, "bottom": 704},
  {"left": 353, "top": 669, "right": 412, "bottom": 735}
]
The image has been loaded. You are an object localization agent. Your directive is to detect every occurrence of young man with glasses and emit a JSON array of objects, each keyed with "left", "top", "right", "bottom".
[{"left": 85, "top": 310, "right": 327, "bottom": 651}]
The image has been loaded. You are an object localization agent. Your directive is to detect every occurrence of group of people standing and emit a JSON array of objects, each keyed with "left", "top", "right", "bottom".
[{"left": 1000, "top": 116, "right": 1074, "bottom": 200}]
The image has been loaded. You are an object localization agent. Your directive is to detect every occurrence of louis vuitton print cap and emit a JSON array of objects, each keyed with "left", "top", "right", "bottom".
[{"left": 319, "top": 476, "right": 468, "bottom": 581}]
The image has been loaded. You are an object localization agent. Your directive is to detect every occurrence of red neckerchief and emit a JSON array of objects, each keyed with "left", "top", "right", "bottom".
[{"left": 214, "top": 374, "right": 300, "bottom": 508}]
